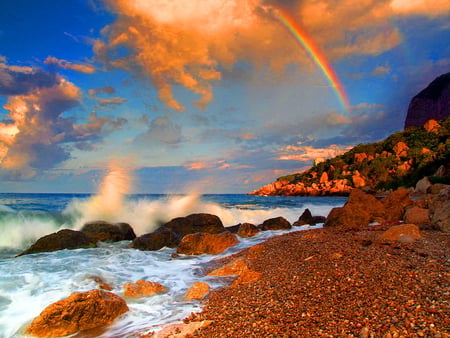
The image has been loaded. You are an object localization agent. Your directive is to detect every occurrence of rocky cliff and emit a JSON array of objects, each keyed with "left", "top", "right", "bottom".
[{"left": 405, "top": 72, "right": 450, "bottom": 129}]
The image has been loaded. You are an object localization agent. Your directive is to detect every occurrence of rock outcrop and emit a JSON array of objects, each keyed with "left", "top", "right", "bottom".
[
  {"left": 81, "top": 221, "right": 136, "bottom": 243},
  {"left": 293, "top": 209, "right": 315, "bottom": 226},
  {"left": 18, "top": 229, "right": 93, "bottom": 256},
  {"left": 404, "top": 72, "right": 450, "bottom": 129},
  {"left": 25, "top": 290, "right": 128, "bottom": 337},
  {"left": 177, "top": 232, "right": 238, "bottom": 255}
]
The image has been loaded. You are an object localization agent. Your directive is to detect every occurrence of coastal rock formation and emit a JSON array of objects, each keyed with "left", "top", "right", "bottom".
[
  {"left": 177, "top": 232, "right": 238, "bottom": 255},
  {"left": 293, "top": 209, "right": 314, "bottom": 226},
  {"left": 81, "top": 221, "right": 136, "bottom": 243},
  {"left": 25, "top": 290, "right": 128, "bottom": 337},
  {"left": 18, "top": 229, "right": 93, "bottom": 256},
  {"left": 123, "top": 280, "right": 167, "bottom": 298},
  {"left": 260, "top": 217, "right": 291, "bottom": 231},
  {"left": 404, "top": 72, "right": 450, "bottom": 129},
  {"left": 185, "top": 282, "right": 210, "bottom": 300},
  {"left": 381, "top": 188, "right": 413, "bottom": 221},
  {"left": 130, "top": 227, "right": 178, "bottom": 251},
  {"left": 165, "top": 213, "right": 225, "bottom": 239},
  {"left": 324, "top": 206, "right": 370, "bottom": 230},
  {"left": 237, "top": 223, "right": 260, "bottom": 238}
]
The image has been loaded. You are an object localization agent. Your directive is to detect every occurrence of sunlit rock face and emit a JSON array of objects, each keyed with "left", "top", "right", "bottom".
[{"left": 404, "top": 72, "right": 450, "bottom": 129}]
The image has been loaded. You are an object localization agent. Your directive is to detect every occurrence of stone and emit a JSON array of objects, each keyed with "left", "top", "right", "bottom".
[
  {"left": 352, "top": 171, "right": 366, "bottom": 188},
  {"left": 123, "top": 280, "right": 167, "bottom": 298},
  {"left": 393, "top": 142, "right": 409, "bottom": 157},
  {"left": 232, "top": 269, "right": 261, "bottom": 287},
  {"left": 177, "top": 232, "right": 238, "bottom": 255},
  {"left": 312, "top": 216, "right": 326, "bottom": 224},
  {"left": 86, "top": 276, "right": 113, "bottom": 291},
  {"left": 323, "top": 206, "right": 371, "bottom": 230},
  {"left": 319, "top": 171, "right": 328, "bottom": 184},
  {"left": 346, "top": 189, "right": 386, "bottom": 223},
  {"left": 430, "top": 183, "right": 449, "bottom": 195},
  {"left": 81, "top": 221, "right": 136, "bottom": 243},
  {"left": 25, "top": 290, "right": 128, "bottom": 337},
  {"left": 164, "top": 213, "right": 225, "bottom": 239},
  {"left": 381, "top": 188, "right": 413, "bottom": 221},
  {"left": 293, "top": 209, "right": 315, "bottom": 226},
  {"left": 415, "top": 177, "right": 432, "bottom": 194},
  {"left": 185, "top": 282, "right": 210, "bottom": 300},
  {"left": 208, "top": 258, "right": 249, "bottom": 276},
  {"left": 404, "top": 206, "right": 430, "bottom": 225},
  {"left": 17, "top": 229, "right": 93, "bottom": 256},
  {"left": 155, "top": 321, "right": 213, "bottom": 338},
  {"left": 429, "top": 186, "right": 450, "bottom": 232},
  {"left": 423, "top": 119, "right": 440, "bottom": 133},
  {"left": 130, "top": 227, "right": 178, "bottom": 251},
  {"left": 260, "top": 216, "right": 291, "bottom": 231},
  {"left": 237, "top": 223, "right": 260, "bottom": 238},
  {"left": 380, "top": 224, "right": 422, "bottom": 242}
]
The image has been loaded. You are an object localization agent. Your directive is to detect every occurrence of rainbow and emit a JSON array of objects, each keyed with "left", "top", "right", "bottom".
[{"left": 275, "top": 9, "right": 350, "bottom": 111}]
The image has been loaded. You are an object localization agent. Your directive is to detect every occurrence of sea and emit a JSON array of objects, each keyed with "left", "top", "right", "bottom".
[{"left": 0, "top": 191, "right": 347, "bottom": 337}]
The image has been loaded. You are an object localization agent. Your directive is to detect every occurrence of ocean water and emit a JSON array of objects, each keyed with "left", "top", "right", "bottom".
[{"left": 0, "top": 192, "right": 346, "bottom": 337}]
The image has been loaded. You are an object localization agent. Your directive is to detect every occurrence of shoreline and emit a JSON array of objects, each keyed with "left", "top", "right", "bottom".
[{"left": 158, "top": 226, "right": 449, "bottom": 337}]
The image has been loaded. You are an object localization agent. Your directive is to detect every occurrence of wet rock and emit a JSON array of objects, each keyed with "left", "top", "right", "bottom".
[
  {"left": 123, "top": 280, "right": 167, "bottom": 298},
  {"left": 237, "top": 223, "right": 260, "bottom": 238},
  {"left": 130, "top": 227, "right": 178, "bottom": 251},
  {"left": 86, "top": 276, "right": 113, "bottom": 291},
  {"left": 164, "top": 213, "right": 225, "bottom": 239},
  {"left": 380, "top": 224, "right": 422, "bottom": 242},
  {"left": 324, "top": 207, "right": 371, "bottom": 230},
  {"left": 25, "top": 290, "right": 128, "bottom": 337},
  {"left": 260, "top": 217, "right": 291, "bottom": 231},
  {"left": 293, "top": 209, "right": 315, "bottom": 226},
  {"left": 185, "top": 282, "right": 210, "bottom": 300},
  {"left": 81, "top": 221, "right": 136, "bottom": 243},
  {"left": 404, "top": 206, "right": 430, "bottom": 225},
  {"left": 177, "top": 232, "right": 238, "bottom": 255},
  {"left": 17, "top": 229, "right": 93, "bottom": 256}
]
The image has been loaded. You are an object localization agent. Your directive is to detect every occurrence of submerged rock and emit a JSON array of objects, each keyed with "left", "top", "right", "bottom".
[
  {"left": 25, "top": 289, "right": 128, "bottom": 337},
  {"left": 123, "top": 280, "right": 167, "bottom": 298},
  {"left": 17, "top": 229, "right": 94, "bottom": 256},
  {"left": 81, "top": 221, "right": 136, "bottom": 243},
  {"left": 260, "top": 217, "right": 291, "bottom": 231},
  {"left": 177, "top": 232, "right": 238, "bottom": 255}
]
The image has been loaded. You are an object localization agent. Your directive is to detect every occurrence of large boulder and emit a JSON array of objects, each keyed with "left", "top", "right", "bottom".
[
  {"left": 177, "top": 232, "right": 238, "bottom": 255},
  {"left": 324, "top": 206, "right": 371, "bottom": 230},
  {"left": 130, "top": 227, "right": 178, "bottom": 251},
  {"left": 25, "top": 290, "right": 128, "bottom": 337},
  {"left": 18, "top": 229, "right": 93, "bottom": 256},
  {"left": 81, "top": 221, "right": 136, "bottom": 243},
  {"left": 404, "top": 72, "right": 450, "bottom": 129},
  {"left": 381, "top": 188, "right": 413, "bottom": 221},
  {"left": 380, "top": 224, "right": 422, "bottom": 242},
  {"left": 164, "top": 213, "right": 225, "bottom": 239},
  {"left": 237, "top": 223, "right": 260, "bottom": 238},
  {"left": 429, "top": 186, "right": 450, "bottom": 232},
  {"left": 293, "top": 209, "right": 315, "bottom": 226},
  {"left": 346, "top": 189, "right": 385, "bottom": 223},
  {"left": 123, "top": 280, "right": 167, "bottom": 298},
  {"left": 404, "top": 206, "right": 430, "bottom": 225},
  {"left": 260, "top": 216, "right": 291, "bottom": 231}
]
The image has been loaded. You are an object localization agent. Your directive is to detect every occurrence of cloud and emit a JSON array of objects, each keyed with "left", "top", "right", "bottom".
[
  {"left": 390, "top": 0, "right": 450, "bottom": 16},
  {"left": 278, "top": 144, "right": 352, "bottom": 162},
  {"left": 134, "top": 116, "right": 184, "bottom": 146},
  {"left": 372, "top": 65, "right": 391, "bottom": 76},
  {"left": 93, "top": 96, "right": 127, "bottom": 106},
  {"left": 44, "top": 56, "right": 96, "bottom": 74},
  {"left": 88, "top": 86, "right": 116, "bottom": 96}
]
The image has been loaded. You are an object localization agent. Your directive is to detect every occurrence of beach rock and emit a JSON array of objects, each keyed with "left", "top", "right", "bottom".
[
  {"left": 237, "top": 223, "right": 260, "bottom": 238},
  {"left": 208, "top": 258, "right": 249, "bottom": 277},
  {"left": 130, "top": 227, "right": 178, "bottom": 251},
  {"left": 429, "top": 183, "right": 448, "bottom": 195},
  {"left": 381, "top": 188, "right": 413, "bottom": 221},
  {"left": 225, "top": 224, "right": 240, "bottom": 233},
  {"left": 324, "top": 206, "right": 371, "bottom": 229},
  {"left": 415, "top": 177, "right": 432, "bottom": 194},
  {"left": 429, "top": 186, "right": 450, "bottom": 232},
  {"left": 185, "top": 282, "right": 210, "bottom": 300},
  {"left": 346, "top": 189, "right": 385, "bottom": 222},
  {"left": 123, "top": 280, "right": 167, "bottom": 298},
  {"left": 380, "top": 224, "right": 422, "bottom": 242},
  {"left": 404, "top": 206, "right": 430, "bottom": 225},
  {"left": 260, "top": 217, "right": 291, "bottom": 231},
  {"left": 164, "top": 213, "right": 225, "bottom": 239},
  {"left": 293, "top": 209, "right": 315, "bottom": 226},
  {"left": 81, "top": 221, "right": 136, "bottom": 243},
  {"left": 155, "top": 321, "right": 213, "bottom": 338},
  {"left": 25, "top": 290, "right": 128, "bottom": 337},
  {"left": 17, "top": 229, "right": 93, "bottom": 256},
  {"left": 177, "top": 232, "right": 238, "bottom": 255}
]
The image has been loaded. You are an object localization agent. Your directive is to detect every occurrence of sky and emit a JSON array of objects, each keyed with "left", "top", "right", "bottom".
[{"left": 0, "top": 0, "right": 449, "bottom": 194}]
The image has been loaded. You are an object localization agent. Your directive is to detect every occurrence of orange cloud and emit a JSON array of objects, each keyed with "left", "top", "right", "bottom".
[
  {"left": 390, "top": 0, "right": 450, "bottom": 16},
  {"left": 278, "top": 144, "right": 352, "bottom": 162},
  {"left": 44, "top": 56, "right": 96, "bottom": 74}
]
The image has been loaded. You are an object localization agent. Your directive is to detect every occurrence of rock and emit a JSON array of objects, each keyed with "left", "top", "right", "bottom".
[
  {"left": 17, "top": 229, "right": 93, "bottom": 256},
  {"left": 430, "top": 183, "right": 449, "bottom": 195},
  {"left": 81, "top": 221, "right": 136, "bottom": 243},
  {"left": 429, "top": 186, "right": 450, "bottom": 232},
  {"left": 177, "top": 232, "right": 238, "bottom": 255},
  {"left": 404, "top": 72, "right": 450, "bottom": 129},
  {"left": 86, "top": 276, "right": 113, "bottom": 291},
  {"left": 225, "top": 224, "right": 240, "bottom": 233},
  {"left": 293, "top": 209, "right": 315, "bottom": 226},
  {"left": 237, "top": 223, "right": 260, "bottom": 238},
  {"left": 404, "top": 206, "right": 430, "bottom": 225},
  {"left": 207, "top": 258, "right": 261, "bottom": 287},
  {"left": 260, "top": 216, "right": 291, "bottom": 231},
  {"left": 123, "top": 280, "right": 167, "bottom": 298},
  {"left": 381, "top": 188, "right": 413, "bottom": 221},
  {"left": 354, "top": 153, "right": 368, "bottom": 162},
  {"left": 25, "top": 290, "right": 128, "bottom": 337},
  {"left": 185, "top": 282, "right": 210, "bottom": 300},
  {"left": 380, "top": 224, "right": 422, "bottom": 242},
  {"left": 323, "top": 206, "right": 371, "bottom": 230},
  {"left": 130, "top": 227, "right": 178, "bottom": 251},
  {"left": 415, "top": 177, "right": 432, "bottom": 194},
  {"left": 164, "top": 213, "right": 225, "bottom": 239},
  {"left": 155, "top": 321, "right": 213, "bottom": 338},
  {"left": 319, "top": 171, "right": 328, "bottom": 184},
  {"left": 346, "top": 189, "right": 386, "bottom": 223},
  {"left": 312, "top": 216, "right": 326, "bottom": 224},
  {"left": 232, "top": 269, "right": 262, "bottom": 286},
  {"left": 352, "top": 171, "right": 366, "bottom": 188},
  {"left": 393, "top": 142, "right": 409, "bottom": 157},
  {"left": 424, "top": 119, "right": 440, "bottom": 133}
]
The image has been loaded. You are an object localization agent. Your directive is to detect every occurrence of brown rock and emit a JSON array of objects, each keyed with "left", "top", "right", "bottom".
[
  {"left": 155, "top": 321, "right": 213, "bottom": 338},
  {"left": 25, "top": 290, "right": 128, "bottom": 337},
  {"left": 293, "top": 209, "right": 315, "bottom": 226},
  {"left": 130, "top": 227, "right": 179, "bottom": 251},
  {"left": 352, "top": 171, "right": 366, "bottom": 188},
  {"left": 185, "top": 282, "right": 210, "bottom": 300},
  {"left": 81, "top": 221, "right": 136, "bottom": 243},
  {"left": 346, "top": 189, "right": 385, "bottom": 222},
  {"left": 393, "top": 141, "right": 409, "bottom": 157},
  {"left": 381, "top": 188, "right": 413, "bottom": 221},
  {"left": 423, "top": 119, "right": 440, "bottom": 133},
  {"left": 319, "top": 171, "right": 328, "bottom": 184},
  {"left": 17, "top": 229, "right": 93, "bottom": 256},
  {"left": 232, "top": 269, "right": 261, "bottom": 287},
  {"left": 429, "top": 186, "right": 450, "bottom": 232},
  {"left": 208, "top": 258, "right": 249, "bottom": 276},
  {"left": 164, "top": 213, "right": 225, "bottom": 239},
  {"left": 415, "top": 177, "right": 432, "bottom": 194},
  {"left": 430, "top": 183, "right": 449, "bottom": 195},
  {"left": 177, "top": 232, "right": 238, "bottom": 255},
  {"left": 324, "top": 206, "right": 371, "bottom": 229},
  {"left": 354, "top": 153, "right": 368, "bottom": 162},
  {"left": 237, "top": 223, "right": 260, "bottom": 238},
  {"left": 123, "top": 280, "right": 167, "bottom": 298},
  {"left": 380, "top": 224, "right": 422, "bottom": 242},
  {"left": 404, "top": 206, "right": 430, "bottom": 225},
  {"left": 260, "top": 216, "right": 291, "bottom": 231}
]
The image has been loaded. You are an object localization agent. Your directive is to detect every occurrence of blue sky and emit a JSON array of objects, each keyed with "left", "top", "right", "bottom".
[{"left": 0, "top": 0, "right": 449, "bottom": 193}]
